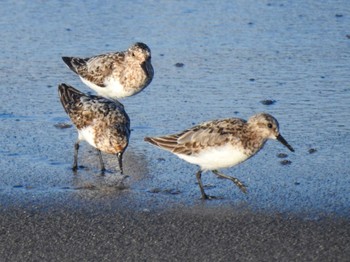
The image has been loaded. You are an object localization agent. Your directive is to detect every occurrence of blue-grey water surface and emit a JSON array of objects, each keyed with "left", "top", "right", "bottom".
[{"left": 0, "top": 0, "right": 349, "bottom": 218}]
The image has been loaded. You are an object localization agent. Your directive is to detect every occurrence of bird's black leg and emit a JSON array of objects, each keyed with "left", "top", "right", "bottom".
[
  {"left": 117, "top": 152, "right": 124, "bottom": 175},
  {"left": 195, "top": 170, "right": 215, "bottom": 200},
  {"left": 97, "top": 149, "right": 106, "bottom": 174},
  {"left": 72, "top": 141, "right": 80, "bottom": 172},
  {"left": 212, "top": 170, "right": 247, "bottom": 194}
]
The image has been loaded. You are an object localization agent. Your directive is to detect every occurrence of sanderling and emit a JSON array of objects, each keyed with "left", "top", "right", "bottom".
[
  {"left": 62, "top": 42, "right": 154, "bottom": 99},
  {"left": 144, "top": 113, "right": 294, "bottom": 199},
  {"left": 58, "top": 83, "right": 130, "bottom": 174}
]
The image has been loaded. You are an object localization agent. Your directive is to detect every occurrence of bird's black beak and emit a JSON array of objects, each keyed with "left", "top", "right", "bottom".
[{"left": 276, "top": 134, "right": 295, "bottom": 152}]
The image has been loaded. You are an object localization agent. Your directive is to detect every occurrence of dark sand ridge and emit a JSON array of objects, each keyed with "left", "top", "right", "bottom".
[{"left": 1, "top": 193, "right": 349, "bottom": 261}]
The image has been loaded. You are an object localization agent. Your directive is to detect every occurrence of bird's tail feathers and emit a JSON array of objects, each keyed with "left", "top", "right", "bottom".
[
  {"left": 62, "top": 56, "right": 86, "bottom": 74},
  {"left": 58, "top": 83, "right": 85, "bottom": 114}
]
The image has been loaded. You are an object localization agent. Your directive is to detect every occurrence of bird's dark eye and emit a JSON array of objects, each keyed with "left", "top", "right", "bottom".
[
  {"left": 267, "top": 123, "right": 273, "bottom": 129},
  {"left": 132, "top": 52, "right": 135, "bottom": 57}
]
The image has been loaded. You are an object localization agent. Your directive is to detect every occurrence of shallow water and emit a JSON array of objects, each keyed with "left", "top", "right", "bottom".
[{"left": 0, "top": 0, "right": 349, "bottom": 217}]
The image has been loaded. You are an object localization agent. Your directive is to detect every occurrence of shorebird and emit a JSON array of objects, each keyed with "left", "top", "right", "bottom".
[
  {"left": 58, "top": 83, "right": 130, "bottom": 174},
  {"left": 144, "top": 113, "right": 294, "bottom": 199},
  {"left": 62, "top": 42, "right": 154, "bottom": 99}
]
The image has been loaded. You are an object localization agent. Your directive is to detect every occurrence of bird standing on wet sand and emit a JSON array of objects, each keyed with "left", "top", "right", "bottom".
[
  {"left": 62, "top": 42, "right": 154, "bottom": 100},
  {"left": 144, "top": 113, "right": 294, "bottom": 199},
  {"left": 58, "top": 83, "right": 130, "bottom": 174}
]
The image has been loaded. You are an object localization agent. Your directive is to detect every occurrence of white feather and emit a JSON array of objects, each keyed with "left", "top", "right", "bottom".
[
  {"left": 80, "top": 76, "right": 132, "bottom": 99},
  {"left": 176, "top": 144, "right": 248, "bottom": 171},
  {"left": 78, "top": 126, "right": 97, "bottom": 148}
]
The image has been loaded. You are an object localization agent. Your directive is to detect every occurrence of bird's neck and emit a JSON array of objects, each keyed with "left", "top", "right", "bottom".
[{"left": 242, "top": 126, "right": 268, "bottom": 155}]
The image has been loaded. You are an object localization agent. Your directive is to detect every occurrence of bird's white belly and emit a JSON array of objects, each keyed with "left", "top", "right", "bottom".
[
  {"left": 78, "top": 126, "right": 97, "bottom": 148},
  {"left": 80, "top": 76, "right": 129, "bottom": 99},
  {"left": 176, "top": 144, "right": 248, "bottom": 171}
]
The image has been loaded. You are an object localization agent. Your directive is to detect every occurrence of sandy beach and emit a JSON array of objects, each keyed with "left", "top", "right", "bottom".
[{"left": 1, "top": 197, "right": 349, "bottom": 261}]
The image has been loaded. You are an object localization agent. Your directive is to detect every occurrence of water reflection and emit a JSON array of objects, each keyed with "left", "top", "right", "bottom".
[{"left": 70, "top": 147, "right": 149, "bottom": 200}]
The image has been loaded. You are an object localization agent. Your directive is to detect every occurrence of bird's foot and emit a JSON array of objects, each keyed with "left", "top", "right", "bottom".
[
  {"left": 231, "top": 178, "right": 247, "bottom": 194},
  {"left": 201, "top": 194, "right": 219, "bottom": 200}
]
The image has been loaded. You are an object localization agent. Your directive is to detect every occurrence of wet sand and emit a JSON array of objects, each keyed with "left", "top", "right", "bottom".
[{"left": 1, "top": 199, "right": 349, "bottom": 261}]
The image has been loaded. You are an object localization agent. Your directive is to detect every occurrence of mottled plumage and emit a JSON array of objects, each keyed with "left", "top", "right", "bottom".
[
  {"left": 145, "top": 113, "right": 294, "bottom": 199},
  {"left": 62, "top": 42, "right": 154, "bottom": 99},
  {"left": 58, "top": 83, "right": 130, "bottom": 174}
]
